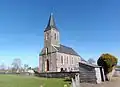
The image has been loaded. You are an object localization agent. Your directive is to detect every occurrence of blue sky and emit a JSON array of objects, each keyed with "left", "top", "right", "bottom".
[{"left": 0, "top": 0, "right": 120, "bottom": 67}]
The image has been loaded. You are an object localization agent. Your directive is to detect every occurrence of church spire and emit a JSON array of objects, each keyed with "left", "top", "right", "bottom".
[
  {"left": 47, "top": 13, "right": 56, "bottom": 27},
  {"left": 44, "top": 13, "right": 58, "bottom": 32}
]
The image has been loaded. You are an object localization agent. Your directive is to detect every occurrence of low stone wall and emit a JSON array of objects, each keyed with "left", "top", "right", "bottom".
[
  {"left": 0, "top": 72, "right": 34, "bottom": 76},
  {"left": 0, "top": 72, "right": 16, "bottom": 74},
  {"left": 35, "top": 71, "right": 79, "bottom": 78}
]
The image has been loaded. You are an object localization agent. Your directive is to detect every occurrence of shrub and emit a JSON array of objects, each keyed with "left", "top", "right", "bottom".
[{"left": 97, "top": 53, "right": 118, "bottom": 74}]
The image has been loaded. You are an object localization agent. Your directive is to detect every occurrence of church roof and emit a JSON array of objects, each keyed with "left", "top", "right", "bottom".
[
  {"left": 54, "top": 44, "right": 80, "bottom": 56},
  {"left": 54, "top": 44, "right": 87, "bottom": 61},
  {"left": 44, "top": 13, "right": 58, "bottom": 32},
  {"left": 39, "top": 44, "right": 87, "bottom": 62}
]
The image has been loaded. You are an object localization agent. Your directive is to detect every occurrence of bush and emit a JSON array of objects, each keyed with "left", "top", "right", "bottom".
[
  {"left": 64, "top": 77, "right": 71, "bottom": 82},
  {"left": 97, "top": 53, "right": 118, "bottom": 74}
]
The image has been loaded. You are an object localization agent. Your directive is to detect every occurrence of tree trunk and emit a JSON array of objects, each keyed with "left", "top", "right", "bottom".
[{"left": 106, "top": 66, "right": 115, "bottom": 81}]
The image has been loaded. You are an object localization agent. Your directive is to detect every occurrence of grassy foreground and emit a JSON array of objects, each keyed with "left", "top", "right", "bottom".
[{"left": 0, "top": 75, "right": 70, "bottom": 87}]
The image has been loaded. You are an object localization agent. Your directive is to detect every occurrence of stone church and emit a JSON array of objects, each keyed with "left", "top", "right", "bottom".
[{"left": 39, "top": 13, "right": 86, "bottom": 72}]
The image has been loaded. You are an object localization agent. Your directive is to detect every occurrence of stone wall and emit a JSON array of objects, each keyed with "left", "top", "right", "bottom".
[
  {"left": 0, "top": 72, "right": 33, "bottom": 76},
  {"left": 35, "top": 71, "right": 79, "bottom": 78}
]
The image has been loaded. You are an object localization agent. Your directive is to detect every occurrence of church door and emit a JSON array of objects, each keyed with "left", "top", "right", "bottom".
[{"left": 47, "top": 59, "right": 49, "bottom": 71}]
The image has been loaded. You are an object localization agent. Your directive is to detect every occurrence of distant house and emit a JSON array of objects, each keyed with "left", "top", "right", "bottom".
[
  {"left": 39, "top": 13, "right": 87, "bottom": 72},
  {"left": 27, "top": 69, "right": 34, "bottom": 75}
]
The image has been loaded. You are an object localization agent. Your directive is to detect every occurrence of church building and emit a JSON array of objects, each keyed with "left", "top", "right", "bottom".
[{"left": 39, "top": 13, "right": 86, "bottom": 72}]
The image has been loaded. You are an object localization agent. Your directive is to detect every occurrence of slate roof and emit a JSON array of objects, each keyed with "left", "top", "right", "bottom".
[
  {"left": 54, "top": 44, "right": 87, "bottom": 62},
  {"left": 54, "top": 44, "right": 80, "bottom": 56},
  {"left": 44, "top": 13, "right": 58, "bottom": 32},
  {"left": 79, "top": 62, "right": 101, "bottom": 68},
  {"left": 80, "top": 57, "right": 87, "bottom": 62}
]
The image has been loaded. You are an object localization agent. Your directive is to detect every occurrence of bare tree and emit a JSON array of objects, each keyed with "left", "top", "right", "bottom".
[
  {"left": 0, "top": 63, "right": 6, "bottom": 70},
  {"left": 32, "top": 67, "right": 39, "bottom": 71},
  {"left": 11, "top": 58, "right": 22, "bottom": 72},
  {"left": 88, "top": 58, "right": 96, "bottom": 64},
  {"left": 23, "top": 64, "right": 29, "bottom": 72}
]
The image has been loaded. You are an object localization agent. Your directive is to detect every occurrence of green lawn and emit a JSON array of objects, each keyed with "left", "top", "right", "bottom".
[{"left": 0, "top": 75, "right": 70, "bottom": 87}]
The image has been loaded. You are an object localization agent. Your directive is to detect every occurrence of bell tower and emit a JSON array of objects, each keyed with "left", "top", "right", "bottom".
[
  {"left": 44, "top": 13, "right": 60, "bottom": 48},
  {"left": 42, "top": 13, "right": 60, "bottom": 72}
]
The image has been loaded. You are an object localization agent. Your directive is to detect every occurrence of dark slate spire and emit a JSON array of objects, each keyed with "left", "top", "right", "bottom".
[{"left": 44, "top": 13, "right": 58, "bottom": 32}]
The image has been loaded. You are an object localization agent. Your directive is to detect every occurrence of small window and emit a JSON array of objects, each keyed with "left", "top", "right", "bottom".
[
  {"left": 45, "top": 35, "right": 47, "bottom": 40},
  {"left": 46, "top": 33, "right": 49, "bottom": 40},
  {"left": 45, "top": 48, "right": 48, "bottom": 54}
]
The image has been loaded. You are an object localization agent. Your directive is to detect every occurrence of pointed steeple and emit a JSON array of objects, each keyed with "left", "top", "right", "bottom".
[
  {"left": 47, "top": 13, "right": 56, "bottom": 27},
  {"left": 44, "top": 13, "right": 58, "bottom": 32}
]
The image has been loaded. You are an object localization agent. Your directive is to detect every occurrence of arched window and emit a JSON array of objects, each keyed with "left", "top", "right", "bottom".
[
  {"left": 67, "top": 56, "right": 68, "bottom": 64},
  {"left": 54, "top": 33, "right": 56, "bottom": 40},
  {"left": 72, "top": 57, "right": 73, "bottom": 64},
  {"left": 61, "top": 56, "right": 63, "bottom": 64}
]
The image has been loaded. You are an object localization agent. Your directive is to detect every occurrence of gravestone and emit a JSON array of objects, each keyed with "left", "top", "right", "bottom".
[
  {"left": 64, "top": 84, "right": 68, "bottom": 87},
  {"left": 71, "top": 78, "right": 76, "bottom": 87},
  {"left": 75, "top": 74, "right": 80, "bottom": 87},
  {"left": 40, "top": 85, "right": 43, "bottom": 87},
  {"left": 71, "top": 74, "right": 80, "bottom": 87}
]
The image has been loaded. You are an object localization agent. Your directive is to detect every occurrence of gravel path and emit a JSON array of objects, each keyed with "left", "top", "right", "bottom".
[{"left": 80, "top": 77, "right": 120, "bottom": 87}]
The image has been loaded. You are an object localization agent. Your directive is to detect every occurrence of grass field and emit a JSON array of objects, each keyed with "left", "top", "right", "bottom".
[{"left": 0, "top": 75, "right": 70, "bottom": 87}]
